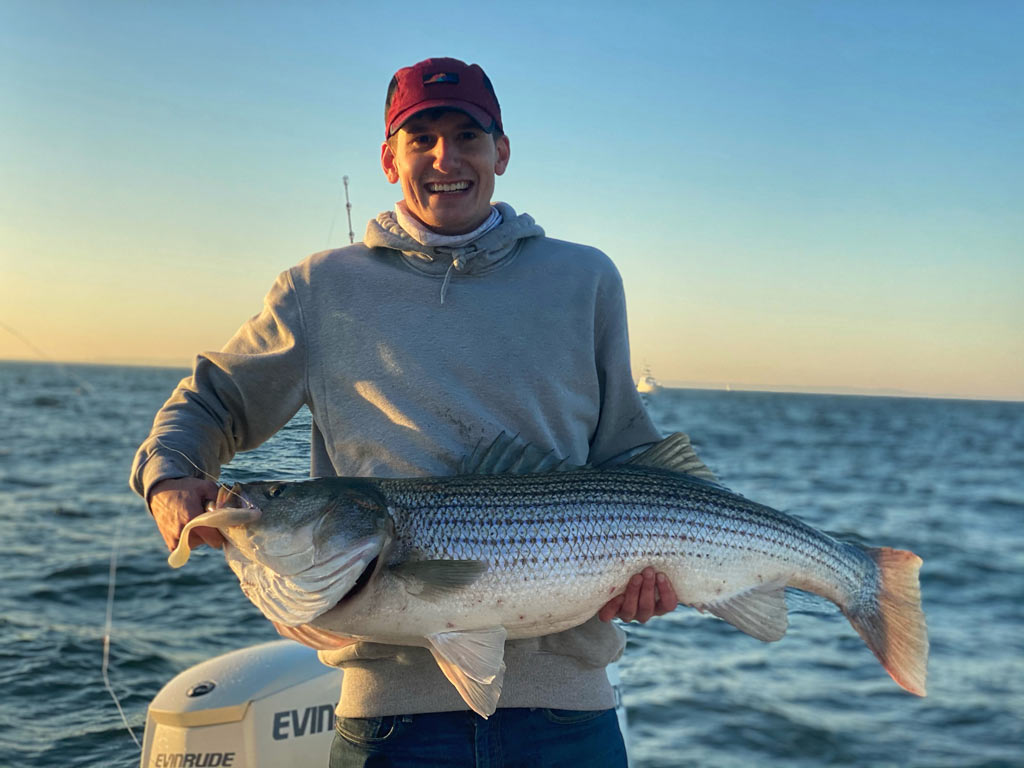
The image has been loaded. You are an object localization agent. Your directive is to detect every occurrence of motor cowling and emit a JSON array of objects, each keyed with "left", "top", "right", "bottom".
[{"left": 140, "top": 640, "right": 341, "bottom": 768}]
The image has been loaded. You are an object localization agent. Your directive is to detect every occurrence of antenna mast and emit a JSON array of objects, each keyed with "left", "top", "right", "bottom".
[{"left": 343, "top": 176, "right": 354, "bottom": 245}]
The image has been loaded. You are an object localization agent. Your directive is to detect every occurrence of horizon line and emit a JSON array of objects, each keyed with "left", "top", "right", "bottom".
[{"left": 1, "top": 356, "right": 1021, "bottom": 405}]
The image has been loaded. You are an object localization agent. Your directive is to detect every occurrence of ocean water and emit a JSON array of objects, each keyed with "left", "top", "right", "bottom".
[{"left": 0, "top": 360, "right": 1021, "bottom": 768}]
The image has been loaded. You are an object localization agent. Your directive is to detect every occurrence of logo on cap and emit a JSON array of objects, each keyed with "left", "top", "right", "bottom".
[{"left": 423, "top": 72, "right": 459, "bottom": 85}]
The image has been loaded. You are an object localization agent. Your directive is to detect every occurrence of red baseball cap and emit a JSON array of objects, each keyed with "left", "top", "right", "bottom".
[{"left": 385, "top": 58, "right": 502, "bottom": 138}]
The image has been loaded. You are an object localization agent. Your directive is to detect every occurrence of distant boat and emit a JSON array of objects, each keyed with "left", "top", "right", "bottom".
[{"left": 636, "top": 367, "right": 661, "bottom": 395}]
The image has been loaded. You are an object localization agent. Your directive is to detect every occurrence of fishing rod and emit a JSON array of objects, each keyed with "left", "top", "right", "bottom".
[
  {"left": 344, "top": 175, "right": 354, "bottom": 245},
  {"left": 327, "top": 173, "right": 356, "bottom": 247}
]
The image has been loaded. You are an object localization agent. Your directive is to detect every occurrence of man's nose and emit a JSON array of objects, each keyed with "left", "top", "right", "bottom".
[{"left": 432, "top": 138, "right": 460, "bottom": 172}]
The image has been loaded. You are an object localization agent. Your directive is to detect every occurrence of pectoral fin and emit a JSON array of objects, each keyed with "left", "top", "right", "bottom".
[
  {"left": 167, "top": 506, "right": 261, "bottom": 568},
  {"left": 392, "top": 559, "right": 489, "bottom": 601},
  {"left": 426, "top": 627, "right": 507, "bottom": 718},
  {"left": 697, "top": 579, "right": 790, "bottom": 642}
]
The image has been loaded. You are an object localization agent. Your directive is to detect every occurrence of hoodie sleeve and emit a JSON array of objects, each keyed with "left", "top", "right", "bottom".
[
  {"left": 129, "top": 269, "right": 309, "bottom": 502},
  {"left": 587, "top": 263, "right": 661, "bottom": 466}
]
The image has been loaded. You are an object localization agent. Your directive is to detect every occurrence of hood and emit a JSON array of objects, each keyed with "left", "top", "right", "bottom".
[{"left": 365, "top": 202, "right": 545, "bottom": 298}]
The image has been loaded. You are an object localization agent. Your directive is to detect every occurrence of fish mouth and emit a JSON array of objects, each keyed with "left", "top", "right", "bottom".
[
  {"left": 213, "top": 479, "right": 390, "bottom": 625},
  {"left": 216, "top": 483, "right": 257, "bottom": 511}
]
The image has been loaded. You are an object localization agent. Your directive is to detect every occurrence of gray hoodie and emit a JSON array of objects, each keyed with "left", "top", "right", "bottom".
[{"left": 131, "top": 203, "right": 660, "bottom": 716}]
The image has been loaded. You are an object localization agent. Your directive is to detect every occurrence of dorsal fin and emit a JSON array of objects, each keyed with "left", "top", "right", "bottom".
[
  {"left": 460, "top": 432, "right": 578, "bottom": 475},
  {"left": 626, "top": 432, "right": 718, "bottom": 483}
]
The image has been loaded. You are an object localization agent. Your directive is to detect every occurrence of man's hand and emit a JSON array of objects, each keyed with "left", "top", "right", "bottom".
[
  {"left": 148, "top": 477, "right": 226, "bottom": 552},
  {"left": 598, "top": 567, "right": 678, "bottom": 623}
]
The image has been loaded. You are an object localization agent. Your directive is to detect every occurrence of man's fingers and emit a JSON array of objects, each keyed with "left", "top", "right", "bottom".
[
  {"left": 149, "top": 477, "right": 223, "bottom": 554},
  {"left": 191, "top": 527, "right": 226, "bottom": 550},
  {"left": 654, "top": 572, "right": 678, "bottom": 614},
  {"left": 191, "top": 486, "right": 225, "bottom": 549},
  {"left": 617, "top": 573, "right": 643, "bottom": 620},
  {"left": 598, "top": 570, "right": 679, "bottom": 623},
  {"left": 598, "top": 595, "right": 625, "bottom": 622},
  {"left": 634, "top": 567, "right": 657, "bottom": 623},
  {"left": 159, "top": 528, "right": 178, "bottom": 552}
]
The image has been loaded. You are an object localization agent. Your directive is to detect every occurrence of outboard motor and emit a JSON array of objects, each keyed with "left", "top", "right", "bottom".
[
  {"left": 140, "top": 640, "right": 629, "bottom": 767},
  {"left": 140, "top": 641, "right": 340, "bottom": 767}
]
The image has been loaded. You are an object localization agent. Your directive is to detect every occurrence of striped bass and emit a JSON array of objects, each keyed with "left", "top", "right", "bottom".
[{"left": 169, "top": 433, "right": 928, "bottom": 717}]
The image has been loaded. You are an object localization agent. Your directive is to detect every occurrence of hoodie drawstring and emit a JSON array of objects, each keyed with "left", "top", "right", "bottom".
[
  {"left": 439, "top": 256, "right": 466, "bottom": 305},
  {"left": 440, "top": 261, "right": 456, "bottom": 305},
  {"left": 367, "top": 204, "right": 545, "bottom": 305}
]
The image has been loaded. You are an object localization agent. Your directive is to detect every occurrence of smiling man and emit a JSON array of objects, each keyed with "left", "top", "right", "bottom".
[
  {"left": 382, "top": 113, "right": 508, "bottom": 235},
  {"left": 381, "top": 59, "right": 510, "bottom": 237},
  {"left": 132, "top": 57, "right": 676, "bottom": 768}
]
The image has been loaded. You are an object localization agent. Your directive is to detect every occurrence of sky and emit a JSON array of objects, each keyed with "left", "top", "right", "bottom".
[{"left": 1, "top": 0, "right": 1022, "bottom": 401}]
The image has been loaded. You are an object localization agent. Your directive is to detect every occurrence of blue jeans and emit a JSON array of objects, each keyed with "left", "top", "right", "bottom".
[{"left": 329, "top": 707, "right": 627, "bottom": 767}]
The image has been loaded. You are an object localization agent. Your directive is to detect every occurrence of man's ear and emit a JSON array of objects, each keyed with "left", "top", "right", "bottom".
[
  {"left": 494, "top": 134, "right": 510, "bottom": 176},
  {"left": 381, "top": 141, "right": 400, "bottom": 184}
]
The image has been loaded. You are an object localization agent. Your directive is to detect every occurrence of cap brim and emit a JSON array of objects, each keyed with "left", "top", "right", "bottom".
[{"left": 387, "top": 100, "right": 495, "bottom": 137}]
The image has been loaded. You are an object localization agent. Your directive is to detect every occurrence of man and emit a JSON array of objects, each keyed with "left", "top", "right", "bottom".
[{"left": 132, "top": 57, "right": 676, "bottom": 767}]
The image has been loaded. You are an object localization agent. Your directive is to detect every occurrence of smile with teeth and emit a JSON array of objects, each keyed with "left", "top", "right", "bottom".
[{"left": 427, "top": 181, "right": 472, "bottom": 193}]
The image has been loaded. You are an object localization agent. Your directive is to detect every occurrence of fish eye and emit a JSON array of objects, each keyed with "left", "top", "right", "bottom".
[{"left": 265, "top": 484, "right": 287, "bottom": 499}]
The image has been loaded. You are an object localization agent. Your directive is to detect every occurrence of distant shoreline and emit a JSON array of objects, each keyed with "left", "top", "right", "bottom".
[
  {"left": 2, "top": 357, "right": 1020, "bottom": 404},
  {"left": 653, "top": 380, "right": 1021, "bottom": 403}
]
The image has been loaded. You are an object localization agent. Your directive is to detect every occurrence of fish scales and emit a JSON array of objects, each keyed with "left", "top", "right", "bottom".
[
  {"left": 169, "top": 432, "right": 928, "bottom": 715},
  {"left": 374, "top": 466, "right": 870, "bottom": 609}
]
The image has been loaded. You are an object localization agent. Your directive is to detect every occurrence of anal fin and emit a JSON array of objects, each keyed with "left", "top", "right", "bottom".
[
  {"left": 426, "top": 627, "right": 508, "bottom": 718},
  {"left": 699, "top": 579, "right": 789, "bottom": 642}
]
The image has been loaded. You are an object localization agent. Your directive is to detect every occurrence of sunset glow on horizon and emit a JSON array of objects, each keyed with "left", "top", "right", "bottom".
[{"left": 2, "top": 1, "right": 1021, "bottom": 401}]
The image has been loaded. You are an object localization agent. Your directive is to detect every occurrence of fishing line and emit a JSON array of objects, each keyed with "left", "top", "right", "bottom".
[
  {"left": 0, "top": 320, "right": 94, "bottom": 394},
  {"left": 152, "top": 436, "right": 220, "bottom": 484},
  {"left": 0, "top": 322, "right": 135, "bottom": 740},
  {"left": 102, "top": 504, "right": 142, "bottom": 751},
  {"left": 150, "top": 436, "right": 254, "bottom": 508},
  {"left": 102, "top": 438, "right": 253, "bottom": 750},
  {"left": 103, "top": 170, "right": 335, "bottom": 747}
]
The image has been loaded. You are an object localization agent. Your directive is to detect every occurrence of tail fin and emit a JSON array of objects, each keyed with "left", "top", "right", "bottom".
[{"left": 844, "top": 547, "right": 929, "bottom": 696}]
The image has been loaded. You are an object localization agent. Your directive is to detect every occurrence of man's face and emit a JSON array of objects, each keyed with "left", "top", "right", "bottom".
[{"left": 381, "top": 110, "right": 510, "bottom": 235}]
